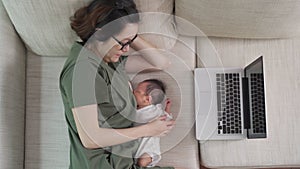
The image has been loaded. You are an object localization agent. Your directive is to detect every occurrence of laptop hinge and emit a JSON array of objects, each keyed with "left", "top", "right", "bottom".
[{"left": 242, "top": 77, "right": 250, "bottom": 130}]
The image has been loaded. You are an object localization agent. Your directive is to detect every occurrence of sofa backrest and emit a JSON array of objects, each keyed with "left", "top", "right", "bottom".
[
  {"left": 175, "top": 0, "right": 300, "bottom": 38},
  {"left": 1, "top": 0, "right": 177, "bottom": 57}
]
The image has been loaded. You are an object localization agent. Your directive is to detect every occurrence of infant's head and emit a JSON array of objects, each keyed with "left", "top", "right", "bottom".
[{"left": 133, "top": 79, "right": 166, "bottom": 109}]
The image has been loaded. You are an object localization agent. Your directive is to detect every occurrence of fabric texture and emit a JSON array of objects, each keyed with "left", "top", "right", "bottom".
[
  {"left": 0, "top": 1, "right": 26, "bottom": 169},
  {"left": 1, "top": 0, "right": 85, "bottom": 56},
  {"left": 176, "top": 0, "right": 300, "bottom": 38},
  {"left": 1, "top": 0, "right": 177, "bottom": 56},
  {"left": 0, "top": 0, "right": 199, "bottom": 168},
  {"left": 130, "top": 63, "right": 199, "bottom": 169},
  {"left": 59, "top": 43, "right": 174, "bottom": 169},
  {"left": 135, "top": 137, "right": 161, "bottom": 167},
  {"left": 23, "top": 35, "right": 198, "bottom": 169},
  {"left": 25, "top": 52, "right": 69, "bottom": 169},
  {"left": 135, "top": 0, "right": 178, "bottom": 50},
  {"left": 135, "top": 104, "right": 171, "bottom": 124},
  {"left": 135, "top": 104, "right": 173, "bottom": 167},
  {"left": 197, "top": 37, "right": 300, "bottom": 168}
]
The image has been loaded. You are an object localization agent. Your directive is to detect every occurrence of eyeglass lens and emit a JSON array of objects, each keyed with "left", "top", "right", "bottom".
[{"left": 112, "top": 34, "right": 138, "bottom": 50}]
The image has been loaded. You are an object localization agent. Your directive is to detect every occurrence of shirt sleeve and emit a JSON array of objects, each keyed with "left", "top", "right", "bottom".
[{"left": 62, "top": 59, "right": 109, "bottom": 108}]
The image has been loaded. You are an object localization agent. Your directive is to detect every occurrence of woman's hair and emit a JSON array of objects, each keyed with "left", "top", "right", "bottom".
[
  {"left": 70, "top": 0, "right": 139, "bottom": 42},
  {"left": 142, "top": 79, "right": 166, "bottom": 105}
]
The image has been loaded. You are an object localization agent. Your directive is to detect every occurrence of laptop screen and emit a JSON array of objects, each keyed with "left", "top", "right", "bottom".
[{"left": 244, "top": 56, "right": 267, "bottom": 138}]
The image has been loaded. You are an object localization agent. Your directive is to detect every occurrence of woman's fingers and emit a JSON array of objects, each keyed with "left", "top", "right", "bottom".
[
  {"left": 149, "top": 114, "right": 168, "bottom": 122},
  {"left": 158, "top": 124, "right": 174, "bottom": 137},
  {"left": 166, "top": 119, "right": 175, "bottom": 126},
  {"left": 158, "top": 115, "right": 167, "bottom": 121},
  {"left": 147, "top": 118, "right": 175, "bottom": 137}
]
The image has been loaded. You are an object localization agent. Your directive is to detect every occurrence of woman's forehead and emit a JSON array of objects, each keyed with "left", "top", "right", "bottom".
[{"left": 115, "top": 23, "right": 138, "bottom": 40}]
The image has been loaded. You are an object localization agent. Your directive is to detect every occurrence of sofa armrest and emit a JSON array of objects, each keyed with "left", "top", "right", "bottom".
[{"left": 0, "top": 1, "right": 26, "bottom": 169}]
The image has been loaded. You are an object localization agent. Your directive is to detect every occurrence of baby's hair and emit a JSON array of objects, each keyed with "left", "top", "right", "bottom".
[{"left": 142, "top": 79, "right": 166, "bottom": 105}]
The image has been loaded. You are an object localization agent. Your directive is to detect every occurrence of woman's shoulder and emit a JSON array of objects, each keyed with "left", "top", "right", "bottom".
[
  {"left": 60, "top": 42, "right": 96, "bottom": 85},
  {"left": 59, "top": 43, "right": 81, "bottom": 80}
]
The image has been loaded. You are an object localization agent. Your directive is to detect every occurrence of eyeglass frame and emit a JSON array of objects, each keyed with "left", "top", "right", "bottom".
[{"left": 112, "top": 34, "right": 138, "bottom": 50}]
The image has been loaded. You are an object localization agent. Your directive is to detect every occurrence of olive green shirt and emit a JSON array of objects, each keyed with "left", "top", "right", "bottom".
[{"left": 59, "top": 42, "right": 174, "bottom": 169}]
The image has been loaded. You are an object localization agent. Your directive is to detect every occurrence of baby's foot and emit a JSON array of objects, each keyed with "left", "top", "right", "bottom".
[{"left": 137, "top": 153, "right": 152, "bottom": 167}]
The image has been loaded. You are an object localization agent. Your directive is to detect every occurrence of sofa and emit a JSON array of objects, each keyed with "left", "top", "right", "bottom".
[{"left": 1, "top": 0, "right": 300, "bottom": 169}]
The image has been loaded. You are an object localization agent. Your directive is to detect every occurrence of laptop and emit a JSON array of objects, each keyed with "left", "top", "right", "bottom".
[{"left": 194, "top": 56, "right": 267, "bottom": 141}]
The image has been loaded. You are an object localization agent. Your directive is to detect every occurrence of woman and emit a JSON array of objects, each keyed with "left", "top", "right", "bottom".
[{"left": 59, "top": 0, "right": 175, "bottom": 168}]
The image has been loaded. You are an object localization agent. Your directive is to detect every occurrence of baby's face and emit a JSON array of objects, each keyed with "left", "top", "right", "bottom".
[{"left": 133, "top": 82, "right": 150, "bottom": 108}]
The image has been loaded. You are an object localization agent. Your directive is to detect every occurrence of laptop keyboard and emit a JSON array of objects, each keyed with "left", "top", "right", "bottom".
[
  {"left": 250, "top": 73, "right": 266, "bottom": 134},
  {"left": 216, "top": 73, "right": 242, "bottom": 134}
]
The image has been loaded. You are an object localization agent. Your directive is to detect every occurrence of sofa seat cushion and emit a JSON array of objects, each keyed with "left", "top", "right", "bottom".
[
  {"left": 25, "top": 35, "right": 198, "bottom": 169},
  {"left": 0, "top": 1, "right": 26, "bottom": 169},
  {"left": 25, "top": 52, "right": 69, "bottom": 169},
  {"left": 131, "top": 69, "right": 198, "bottom": 169},
  {"left": 197, "top": 37, "right": 300, "bottom": 168}
]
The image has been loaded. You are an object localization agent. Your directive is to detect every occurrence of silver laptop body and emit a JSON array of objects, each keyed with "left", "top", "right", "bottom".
[{"left": 195, "top": 56, "right": 267, "bottom": 141}]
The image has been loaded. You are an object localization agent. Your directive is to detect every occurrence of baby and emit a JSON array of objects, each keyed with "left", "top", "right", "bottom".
[{"left": 133, "top": 79, "right": 172, "bottom": 167}]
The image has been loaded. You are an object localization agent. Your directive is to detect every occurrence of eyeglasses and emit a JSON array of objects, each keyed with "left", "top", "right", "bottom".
[{"left": 112, "top": 34, "right": 138, "bottom": 50}]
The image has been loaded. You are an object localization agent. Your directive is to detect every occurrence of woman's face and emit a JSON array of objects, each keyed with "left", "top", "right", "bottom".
[{"left": 102, "top": 23, "right": 138, "bottom": 63}]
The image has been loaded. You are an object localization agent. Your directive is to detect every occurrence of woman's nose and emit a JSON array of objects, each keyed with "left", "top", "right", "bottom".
[{"left": 121, "top": 45, "right": 130, "bottom": 52}]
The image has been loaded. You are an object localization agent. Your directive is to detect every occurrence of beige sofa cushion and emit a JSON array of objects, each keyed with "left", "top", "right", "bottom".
[
  {"left": 197, "top": 37, "right": 300, "bottom": 168},
  {"left": 131, "top": 69, "right": 198, "bottom": 169},
  {"left": 128, "top": 35, "right": 197, "bottom": 168},
  {"left": 0, "top": 1, "right": 26, "bottom": 169},
  {"left": 135, "top": 0, "right": 178, "bottom": 50},
  {"left": 24, "top": 35, "right": 198, "bottom": 169},
  {"left": 25, "top": 52, "right": 69, "bottom": 169},
  {"left": 175, "top": 0, "right": 300, "bottom": 38},
  {"left": 2, "top": 0, "right": 177, "bottom": 56},
  {"left": 1, "top": 0, "right": 84, "bottom": 56}
]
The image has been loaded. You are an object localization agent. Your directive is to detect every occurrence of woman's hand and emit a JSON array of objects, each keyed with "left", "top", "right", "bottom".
[{"left": 144, "top": 116, "right": 175, "bottom": 137}]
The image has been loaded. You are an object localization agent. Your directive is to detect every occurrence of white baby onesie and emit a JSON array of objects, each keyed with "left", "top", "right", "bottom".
[{"left": 134, "top": 104, "right": 172, "bottom": 167}]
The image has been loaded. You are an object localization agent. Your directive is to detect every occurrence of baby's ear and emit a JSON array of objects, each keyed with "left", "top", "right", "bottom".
[{"left": 164, "top": 98, "right": 172, "bottom": 113}]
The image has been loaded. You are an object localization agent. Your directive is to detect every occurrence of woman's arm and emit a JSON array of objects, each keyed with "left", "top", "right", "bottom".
[
  {"left": 128, "top": 35, "right": 171, "bottom": 71},
  {"left": 72, "top": 104, "right": 175, "bottom": 149}
]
